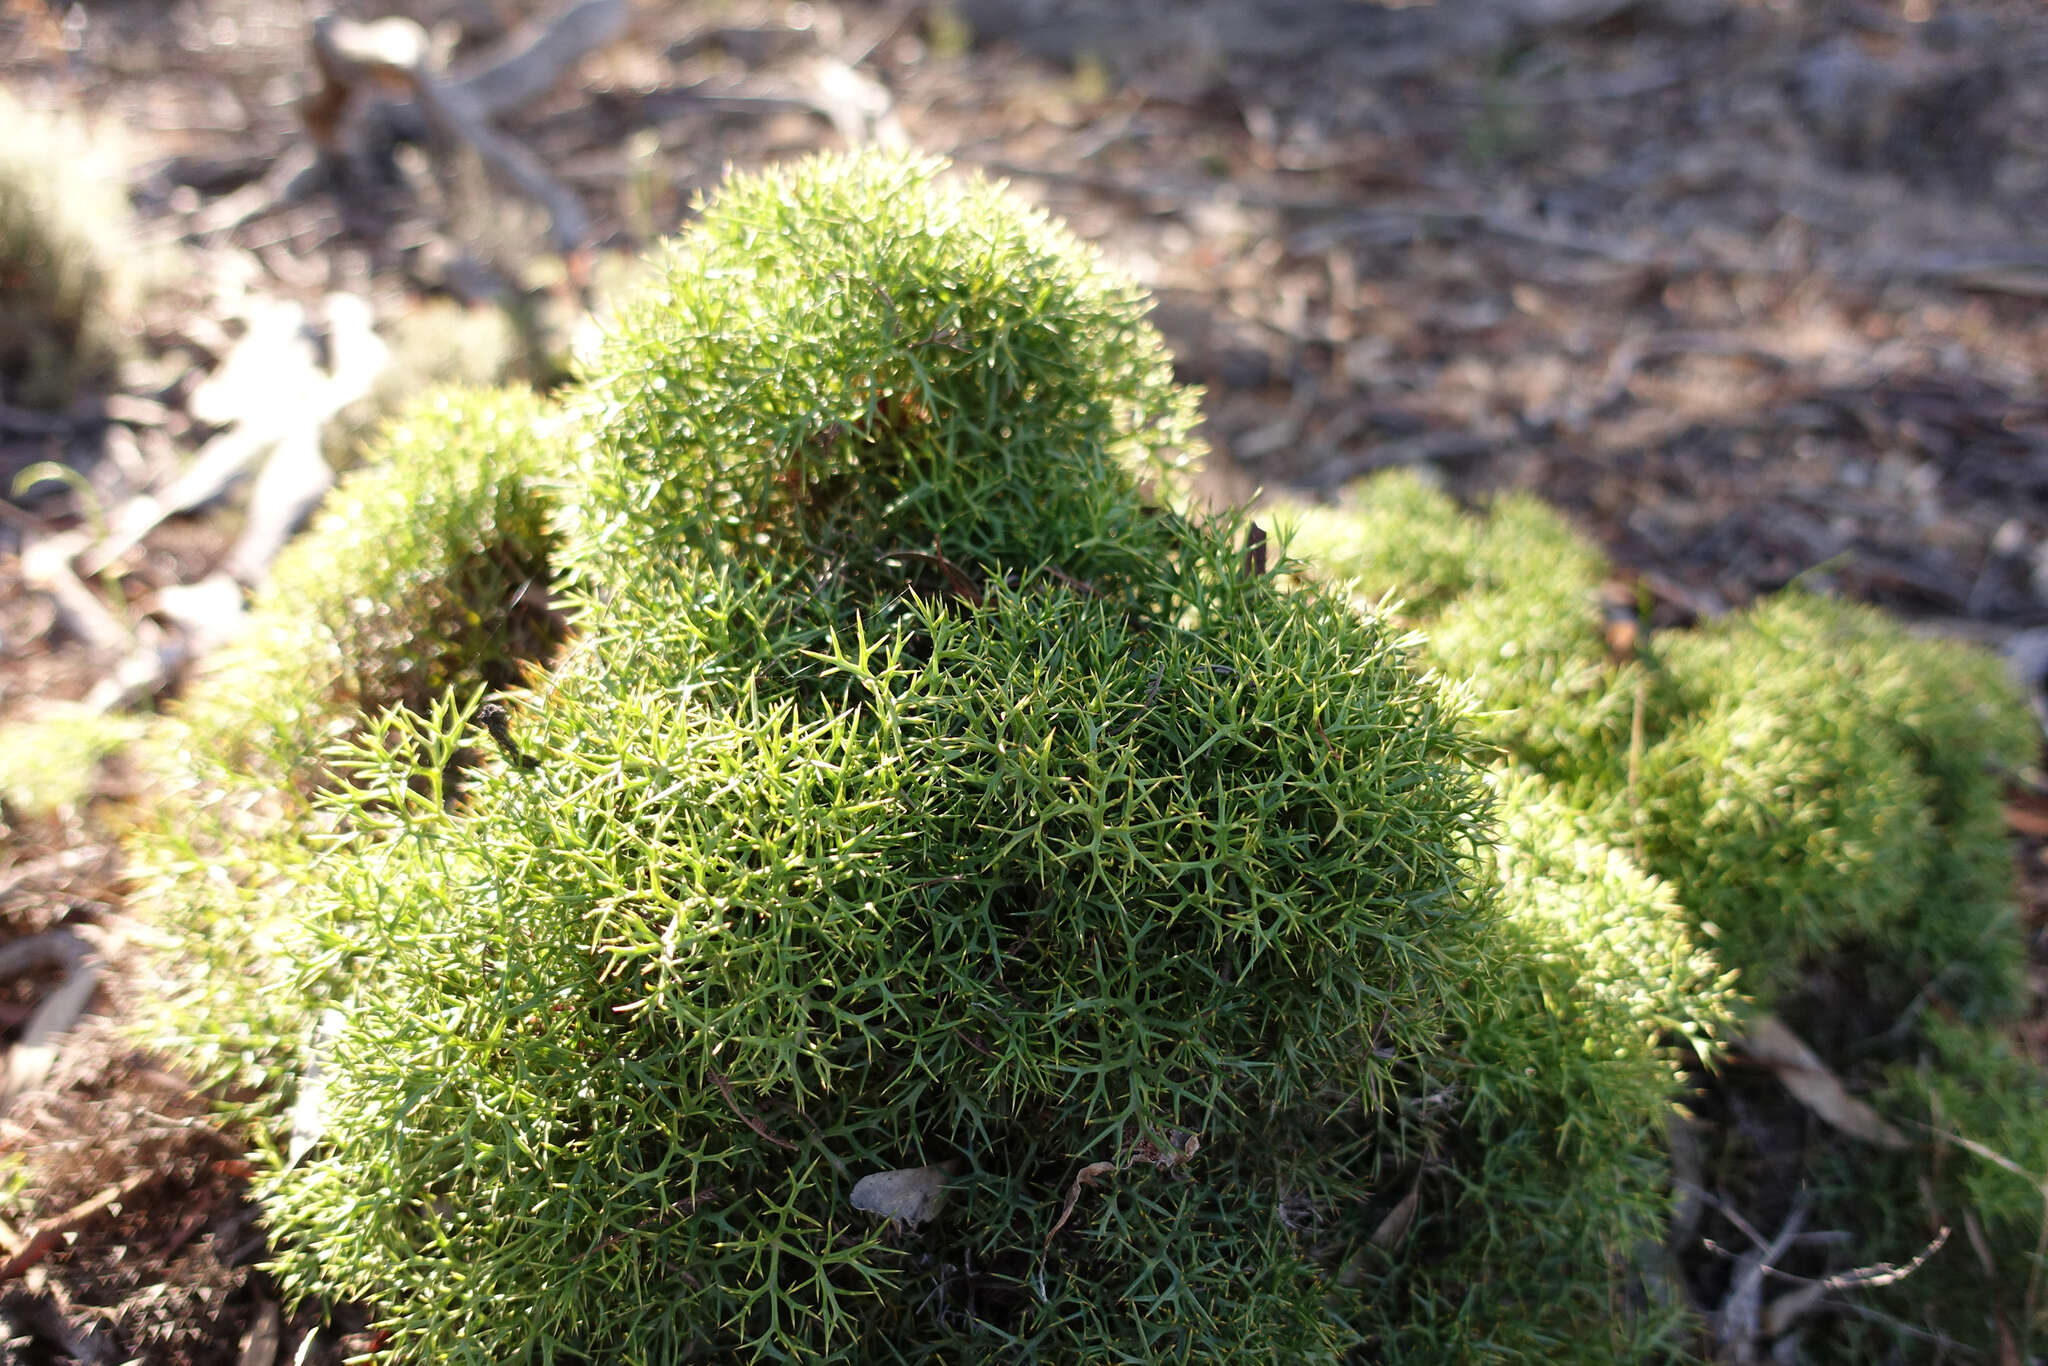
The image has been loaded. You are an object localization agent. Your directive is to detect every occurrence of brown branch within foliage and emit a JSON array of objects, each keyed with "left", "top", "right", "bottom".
[{"left": 705, "top": 1065, "right": 798, "bottom": 1152}]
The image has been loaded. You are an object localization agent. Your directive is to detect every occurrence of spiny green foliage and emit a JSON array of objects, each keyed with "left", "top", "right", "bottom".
[
  {"left": 267, "top": 543, "right": 1494, "bottom": 1363},
  {"left": 1288, "top": 474, "right": 2032, "bottom": 1022},
  {"left": 1292, "top": 470, "right": 2040, "bottom": 1360},
  {"left": 1361, "top": 770, "right": 1731, "bottom": 1364},
  {"left": 1644, "top": 593, "right": 2032, "bottom": 1016},
  {"left": 153, "top": 154, "right": 2034, "bottom": 1364},
  {"left": 165, "top": 385, "right": 565, "bottom": 796},
  {"left": 574, "top": 151, "right": 1198, "bottom": 602},
  {"left": 0, "top": 91, "right": 137, "bottom": 409},
  {"left": 134, "top": 385, "right": 565, "bottom": 1092},
  {"left": 257, "top": 152, "right": 1523, "bottom": 1363},
  {"left": 1285, "top": 474, "right": 1637, "bottom": 790}
]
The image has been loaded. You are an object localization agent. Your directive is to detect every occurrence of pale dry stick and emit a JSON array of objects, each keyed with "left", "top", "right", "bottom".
[
  {"left": 1718, "top": 1192, "right": 1812, "bottom": 1363},
  {"left": 1754, "top": 1226, "right": 1952, "bottom": 1295},
  {"left": 21, "top": 531, "right": 129, "bottom": 654},
  {"left": 1701, "top": 1224, "right": 1952, "bottom": 1336},
  {"left": 190, "top": 145, "right": 323, "bottom": 237},
  {"left": 0, "top": 929, "right": 101, "bottom": 1116},
  {"left": 1914, "top": 1121, "right": 2048, "bottom": 1340},
  {"left": 203, "top": 0, "right": 625, "bottom": 239},
  {"left": 237, "top": 1299, "right": 283, "bottom": 1366},
  {"left": 0, "top": 848, "right": 108, "bottom": 906},
  {"left": 450, "top": 0, "right": 630, "bottom": 116}
]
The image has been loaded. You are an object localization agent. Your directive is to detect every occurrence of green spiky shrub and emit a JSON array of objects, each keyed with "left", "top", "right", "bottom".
[
  {"left": 133, "top": 385, "right": 567, "bottom": 1093},
  {"left": 1359, "top": 770, "right": 1731, "bottom": 1364},
  {"left": 243, "top": 152, "right": 1634, "bottom": 1364},
  {"left": 1291, "top": 471, "right": 2040, "bottom": 1361},
  {"left": 1289, "top": 476, "right": 2032, "bottom": 1023},
  {"left": 1640, "top": 593, "right": 2034, "bottom": 1020},
  {"left": 1285, "top": 475, "right": 1639, "bottom": 793},
  {"left": 1655, "top": 605, "right": 2044, "bottom": 1361},
  {"left": 160, "top": 156, "right": 2024, "bottom": 1362},
  {"left": 0, "top": 91, "right": 137, "bottom": 409}
]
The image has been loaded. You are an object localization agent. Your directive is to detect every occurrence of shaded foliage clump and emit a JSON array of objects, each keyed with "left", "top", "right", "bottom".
[{"left": 1290, "top": 469, "right": 2039, "bottom": 1360}]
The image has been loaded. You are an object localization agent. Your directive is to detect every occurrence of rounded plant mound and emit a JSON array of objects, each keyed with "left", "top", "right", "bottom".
[
  {"left": 575, "top": 151, "right": 1197, "bottom": 604},
  {"left": 249, "top": 154, "right": 1522, "bottom": 1363},
  {"left": 1289, "top": 470, "right": 2040, "bottom": 1360},
  {"left": 268, "top": 548, "right": 1494, "bottom": 1363}
]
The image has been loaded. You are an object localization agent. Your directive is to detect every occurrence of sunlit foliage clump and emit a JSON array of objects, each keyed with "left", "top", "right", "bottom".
[
  {"left": 133, "top": 385, "right": 565, "bottom": 1093},
  {"left": 1292, "top": 469, "right": 2038, "bottom": 1362},
  {"left": 246, "top": 151, "right": 1539, "bottom": 1365},
  {"left": 1644, "top": 593, "right": 2032, "bottom": 1015},
  {"left": 1287, "top": 474, "right": 2031, "bottom": 1023}
]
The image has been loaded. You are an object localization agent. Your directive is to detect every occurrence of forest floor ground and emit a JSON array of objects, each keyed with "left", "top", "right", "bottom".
[{"left": 3, "top": 0, "right": 2048, "bottom": 1359}]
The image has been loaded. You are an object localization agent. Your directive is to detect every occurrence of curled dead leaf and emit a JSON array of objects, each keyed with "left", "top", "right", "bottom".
[
  {"left": 1045, "top": 1161, "right": 1117, "bottom": 1248},
  {"left": 1125, "top": 1127, "right": 1201, "bottom": 1170}
]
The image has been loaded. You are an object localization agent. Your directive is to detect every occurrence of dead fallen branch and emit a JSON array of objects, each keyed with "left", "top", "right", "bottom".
[
  {"left": 0, "top": 929, "right": 102, "bottom": 1117},
  {"left": 307, "top": 0, "right": 629, "bottom": 253},
  {"left": 1716, "top": 1191, "right": 1812, "bottom": 1363},
  {"left": 21, "top": 532, "right": 129, "bottom": 655},
  {"left": 451, "top": 0, "right": 631, "bottom": 115},
  {"left": 0, "top": 1169, "right": 160, "bottom": 1282}
]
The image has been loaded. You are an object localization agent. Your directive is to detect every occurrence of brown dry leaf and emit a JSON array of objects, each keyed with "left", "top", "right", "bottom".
[
  {"left": 1125, "top": 1127, "right": 1201, "bottom": 1170},
  {"left": 1738, "top": 1013, "right": 1908, "bottom": 1149},
  {"left": 1045, "top": 1160, "right": 1117, "bottom": 1248},
  {"left": 1370, "top": 1175, "right": 1422, "bottom": 1250},
  {"left": 849, "top": 1160, "right": 960, "bottom": 1228},
  {"left": 2004, "top": 801, "right": 2048, "bottom": 839}
]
